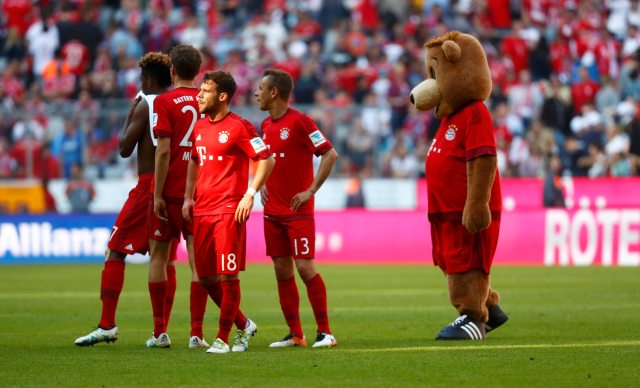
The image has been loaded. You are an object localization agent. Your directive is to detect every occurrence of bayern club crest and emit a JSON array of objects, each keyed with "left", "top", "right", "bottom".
[
  {"left": 445, "top": 125, "right": 457, "bottom": 141},
  {"left": 280, "top": 128, "right": 290, "bottom": 140},
  {"left": 218, "top": 131, "right": 230, "bottom": 143}
]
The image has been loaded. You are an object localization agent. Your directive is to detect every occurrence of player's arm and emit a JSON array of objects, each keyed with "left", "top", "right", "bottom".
[
  {"left": 236, "top": 155, "right": 275, "bottom": 223},
  {"left": 118, "top": 96, "right": 145, "bottom": 157},
  {"left": 153, "top": 137, "right": 170, "bottom": 221},
  {"left": 290, "top": 148, "right": 339, "bottom": 212},
  {"left": 182, "top": 158, "right": 198, "bottom": 223}
]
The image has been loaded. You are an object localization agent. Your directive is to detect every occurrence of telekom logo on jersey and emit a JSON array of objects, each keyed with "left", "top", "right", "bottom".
[{"left": 195, "top": 146, "right": 225, "bottom": 165}]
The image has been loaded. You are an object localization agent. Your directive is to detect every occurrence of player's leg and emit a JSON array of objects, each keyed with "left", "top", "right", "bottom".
[
  {"left": 185, "top": 234, "right": 210, "bottom": 348},
  {"left": 296, "top": 258, "right": 336, "bottom": 348},
  {"left": 291, "top": 219, "right": 336, "bottom": 348},
  {"left": 75, "top": 181, "right": 150, "bottom": 347},
  {"left": 164, "top": 239, "right": 178, "bottom": 329},
  {"left": 99, "top": 250, "right": 127, "bottom": 330},
  {"left": 208, "top": 214, "right": 247, "bottom": 354},
  {"left": 147, "top": 238, "right": 171, "bottom": 346},
  {"left": 74, "top": 249, "right": 124, "bottom": 346},
  {"left": 265, "top": 218, "right": 306, "bottom": 347}
]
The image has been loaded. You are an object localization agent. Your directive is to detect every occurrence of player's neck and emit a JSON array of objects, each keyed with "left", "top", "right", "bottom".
[
  {"left": 207, "top": 106, "right": 230, "bottom": 122},
  {"left": 269, "top": 102, "right": 289, "bottom": 120},
  {"left": 173, "top": 79, "right": 195, "bottom": 89}
]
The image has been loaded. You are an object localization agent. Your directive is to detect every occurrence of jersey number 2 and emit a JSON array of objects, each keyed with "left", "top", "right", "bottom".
[{"left": 179, "top": 105, "right": 198, "bottom": 147}]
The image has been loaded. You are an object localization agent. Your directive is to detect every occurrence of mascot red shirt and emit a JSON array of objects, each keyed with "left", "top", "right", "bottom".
[{"left": 426, "top": 101, "right": 502, "bottom": 273}]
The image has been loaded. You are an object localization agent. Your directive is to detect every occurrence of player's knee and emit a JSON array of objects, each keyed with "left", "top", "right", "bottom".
[{"left": 295, "top": 259, "right": 317, "bottom": 281}]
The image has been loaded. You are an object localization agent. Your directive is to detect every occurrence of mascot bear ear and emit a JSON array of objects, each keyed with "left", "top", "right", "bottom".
[{"left": 442, "top": 40, "right": 461, "bottom": 63}]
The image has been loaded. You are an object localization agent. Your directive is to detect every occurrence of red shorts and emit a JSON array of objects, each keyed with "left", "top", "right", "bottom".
[
  {"left": 148, "top": 199, "right": 193, "bottom": 242},
  {"left": 264, "top": 216, "right": 315, "bottom": 259},
  {"left": 430, "top": 221, "right": 500, "bottom": 274},
  {"left": 193, "top": 214, "right": 246, "bottom": 277},
  {"left": 108, "top": 174, "right": 152, "bottom": 255}
]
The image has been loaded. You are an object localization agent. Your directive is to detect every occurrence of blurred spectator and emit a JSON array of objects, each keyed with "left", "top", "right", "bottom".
[
  {"left": 345, "top": 174, "right": 366, "bottom": 208},
  {"left": 41, "top": 48, "right": 76, "bottom": 100},
  {"left": 65, "top": 162, "right": 95, "bottom": 213},
  {"left": 543, "top": 155, "right": 566, "bottom": 208},
  {"left": 345, "top": 117, "right": 374, "bottom": 175},
  {"left": 25, "top": 10, "right": 60, "bottom": 79},
  {"left": 55, "top": 119, "right": 86, "bottom": 178},
  {"left": 1, "top": 28, "right": 27, "bottom": 65},
  {"left": 42, "top": 177, "right": 57, "bottom": 213},
  {"left": 507, "top": 69, "right": 544, "bottom": 132},
  {"left": 179, "top": 15, "right": 207, "bottom": 49},
  {"left": 0, "top": 136, "right": 17, "bottom": 178},
  {"left": 571, "top": 66, "right": 600, "bottom": 115},
  {"left": 577, "top": 141, "right": 608, "bottom": 178},
  {"left": 3, "top": 0, "right": 34, "bottom": 36},
  {"left": 1, "top": 60, "right": 27, "bottom": 107},
  {"left": 384, "top": 141, "right": 419, "bottom": 178},
  {"left": 11, "top": 112, "right": 44, "bottom": 142}
]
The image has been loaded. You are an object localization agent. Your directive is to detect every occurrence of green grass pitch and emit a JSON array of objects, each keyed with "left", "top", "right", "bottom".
[{"left": 1, "top": 264, "right": 639, "bottom": 387}]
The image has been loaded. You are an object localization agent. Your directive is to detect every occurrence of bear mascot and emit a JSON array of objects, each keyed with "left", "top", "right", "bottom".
[{"left": 410, "top": 31, "right": 509, "bottom": 340}]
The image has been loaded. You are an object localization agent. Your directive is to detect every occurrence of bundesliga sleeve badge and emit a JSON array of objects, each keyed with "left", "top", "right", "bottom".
[
  {"left": 250, "top": 137, "right": 268, "bottom": 153},
  {"left": 308, "top": 130, "right": 326, "bottom": 147}
]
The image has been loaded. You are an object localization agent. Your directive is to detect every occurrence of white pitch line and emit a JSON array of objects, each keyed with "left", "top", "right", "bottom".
[{"left": 338, "top": 340, "right": 640, "bottom": 353}]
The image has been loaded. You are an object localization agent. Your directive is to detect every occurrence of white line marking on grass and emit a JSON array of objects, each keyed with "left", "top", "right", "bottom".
[{"left": 340, "top": 340, "right": 640, "bottom": 353}]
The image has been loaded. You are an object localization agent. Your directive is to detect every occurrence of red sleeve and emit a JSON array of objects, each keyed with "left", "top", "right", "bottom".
[
  {"left": 465, "top": 102, "right": 497, "bottom": 161},
  {"left": 191, "top": 123, "right": 201, "bottom": 164},
  {"left": 153, "top": 96, "right": 172, "bottom": 138},
  {"left": 298, "top": 114, "right": 333, "bottom": 156},
  {"left": 237, "top": 119, "right": 272, "bottom": 160}
]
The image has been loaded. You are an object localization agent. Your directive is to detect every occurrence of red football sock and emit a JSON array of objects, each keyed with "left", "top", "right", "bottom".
[
  {"left": 99, "top": 259, "right": 125, "bottom": 329},
  {"left": 190, "top": 281, "right": 208, "bottom": 338},
  {"left": 148, "top": 281, "right": 167, "bottom": 337},
  {"left": 216, "top": 279, "right": 241, "bottom": 344},
  {"left": 205, "top": 280, "right": 248, "bottom": 330},
  {"left": 304, "top": 274, "right": 330, "bottom": 334},
  {"left": 278, "top": 276, "right": 303, "bottom": 337},
  {"left": 164, "top": 265, "right": 177, "bottom": 328}
]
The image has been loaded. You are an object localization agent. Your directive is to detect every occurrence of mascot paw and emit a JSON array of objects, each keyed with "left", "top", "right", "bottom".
[
  {"left": 435, "top": 314, "right": 486, "bottom": 340},
  {"left": 486, "top": 304, "right": 509, "bottom": 333}
]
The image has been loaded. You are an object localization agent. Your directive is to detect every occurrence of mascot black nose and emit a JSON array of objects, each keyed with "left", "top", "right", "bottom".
[{"left": 409, "top": 94, "right": 415, "bottom": 105}]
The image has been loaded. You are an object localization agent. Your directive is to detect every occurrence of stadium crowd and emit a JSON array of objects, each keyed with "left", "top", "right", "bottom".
[{"left": 1, "top": 0, "right": 640, "bottom": 183}]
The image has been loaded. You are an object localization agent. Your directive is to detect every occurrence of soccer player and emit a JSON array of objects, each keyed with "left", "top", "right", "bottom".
[
  {"left": 74, "top": 52, "right": 174, "bottom": 346},
  {"left": 148, "top": 46, "right": 257, "bottom": 349},
  {"left": 183, "top": 70, "right": 275, "bottom": 354},
  {"left": 254, "top": 69, "right": 339, "bottom": 348}
]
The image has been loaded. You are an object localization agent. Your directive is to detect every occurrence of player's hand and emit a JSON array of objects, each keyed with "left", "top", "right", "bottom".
[
  {"left": 462, "top": 202, "right": 491, "bottom": 233},
  {"left": 154, "top": 196, "right": 168, "bottom": 222},
  {"left": 260, "top": 186, "right": 268, "bottom": 206},
  {"left": 182, "top": 198, "right": 195, "bottom": 223},
  {"left": 290, "top": 190, "right": 313, "bottom": 212},
  {"left": 235, "top": 194, "right": 254, "bottom": 223}
]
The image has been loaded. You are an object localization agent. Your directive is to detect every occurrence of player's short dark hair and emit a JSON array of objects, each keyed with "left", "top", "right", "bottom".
[
  {"left": 202, "top": 70, "right": 237, "bottom": 102},
  {"left": 138, "top": 52, "right": 172, "bottom": 88},
  {"left": 262, "top": 69, "right": 293, "bottom": 101},
  {"left": 169, "top": 44, "right": 202, "bottom": 80}
]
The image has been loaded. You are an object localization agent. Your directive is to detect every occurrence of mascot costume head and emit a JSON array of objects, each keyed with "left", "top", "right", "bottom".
[{"left": 410, "top": 32, "right": 509, "bottom": 340}]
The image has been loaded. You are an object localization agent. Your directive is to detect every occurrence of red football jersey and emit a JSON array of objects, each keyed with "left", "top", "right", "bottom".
[
  {"left": 191, "top": 112, "right": 272, "bottom": 216},
  {"left": 261, "top": 108, "right": 333, "bottom": 217},
  {"left": 152, "top": 87, "right": 200, "bottom": 200},
  {"left": 425, "top": 101, "right": 502, "bottom": 220}
]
